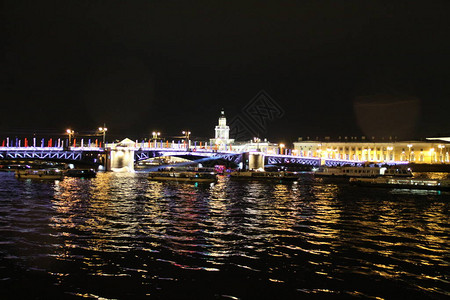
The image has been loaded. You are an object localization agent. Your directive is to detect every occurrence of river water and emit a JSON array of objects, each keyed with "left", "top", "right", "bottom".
[{"left": 0, "top": 171, "right": 448, "bottom": 299}]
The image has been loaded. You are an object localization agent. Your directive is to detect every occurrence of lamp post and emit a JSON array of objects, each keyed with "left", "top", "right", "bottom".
[
  {"left": 152, "top": 131, "right": 161, "bottom": 141},
  {"left": 66, "top": 129, "right": 74, "bottom": 148},
  {"left": 98, "top": 125, "right": 108, "bottom": 145},
  {"left": 182, "top": 131, "right": 191, "bottom": 149}
]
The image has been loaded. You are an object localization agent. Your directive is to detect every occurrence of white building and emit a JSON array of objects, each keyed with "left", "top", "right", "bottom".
[
  {"left": 210, "top": 110, "right": 234, "bottom": 146},
  {"left": 207, "top": 110, "right": 282, "bottom": 154}
]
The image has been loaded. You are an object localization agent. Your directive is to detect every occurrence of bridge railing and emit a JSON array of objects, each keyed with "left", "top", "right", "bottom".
[
  {"left": 0, "top": 146, "right": 104, "bottom": 151},
  {"left": 0, "top": 145, "right": 408, "bottom": 166}
]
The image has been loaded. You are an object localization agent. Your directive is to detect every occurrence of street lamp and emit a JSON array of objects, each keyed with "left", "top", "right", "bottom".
[
  {"left": 182, "top": 131, "right": 191, "bottom": 148},
  {"left": 152, "top": 131, "right": 161, "bottom": 140},
  {"left": 66, "top": 129, "right": 74, "bottom": 147},
  {"left": 98, "top": 125, "right": 108, "bottom": 145}
]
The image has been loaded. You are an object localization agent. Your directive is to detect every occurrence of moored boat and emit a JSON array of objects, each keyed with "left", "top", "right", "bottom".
[
  {"left": 314, "top": 166, "right": 413, "bottom": 178},
  {"left": 229, "top": 170, "right": 300, "bottom": 181},
  {"left": 350, "top": 177, "right": 450, "bottom": 191},
  {"left": 147, "top": 171, "right": 217, "bottom": 183},
  {"left": 15, "top": 169, "right": 64, "bottom": 180}
]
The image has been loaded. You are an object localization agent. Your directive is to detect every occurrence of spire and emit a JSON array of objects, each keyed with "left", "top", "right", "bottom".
[{"left": 218, "top": 109, "right": 227, "bottom": 127}]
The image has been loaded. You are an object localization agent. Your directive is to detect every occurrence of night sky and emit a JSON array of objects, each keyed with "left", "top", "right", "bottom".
[{"left": 2, "top": 1, "right": 450, "bottom": 144}]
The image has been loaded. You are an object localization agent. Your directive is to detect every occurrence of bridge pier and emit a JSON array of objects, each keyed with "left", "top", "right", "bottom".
[
  {"left": 109, "top": 148, "right": 135, "bottom": 172},
  {"left": 101, "top": 149, "right": 111, "bottom": 171},
  {"left": 241, "top": 152, "right": 265, "bottom": 171}
]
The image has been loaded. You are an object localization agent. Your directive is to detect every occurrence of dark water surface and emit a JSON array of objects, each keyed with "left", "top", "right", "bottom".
[{"left": 0, "top": 172, "right": 448, "bottom": 299}]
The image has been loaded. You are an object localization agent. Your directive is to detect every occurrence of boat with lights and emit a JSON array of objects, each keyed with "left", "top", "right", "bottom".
[
  {"left": 313, "top": 166, "right": 412, "bottom": 178},
  {"left": 349, "top": 177, "right": 450, "bottom": 191},
  {"left": 15, "top": 169, "right": 64, "bottom": 180},
  {"left": 147, "top": 171, "right": 217, "bottom": 183},
  {"left": 229, "top": 170, "right": 300, "bottom": 181}
]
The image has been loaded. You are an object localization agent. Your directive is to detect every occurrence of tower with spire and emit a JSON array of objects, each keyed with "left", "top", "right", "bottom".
[{"left": 210, "top": 109, "right": 234, "bottom": 146}]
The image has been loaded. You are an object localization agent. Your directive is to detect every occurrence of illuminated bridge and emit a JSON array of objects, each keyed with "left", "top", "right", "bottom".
[
  {"left": 0, "top": 141, "right": 369, "bottom": 171},
  {"left": 0, "top": 109, "right": 396, "bottom": 170},
  {"left": 0, "top": 146, "right": 105, "bottom": 166}
]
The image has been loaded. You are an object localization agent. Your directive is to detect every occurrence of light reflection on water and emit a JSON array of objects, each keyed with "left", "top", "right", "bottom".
[{"left": 0, "top": 172, "right": 448, "bottom": 299}]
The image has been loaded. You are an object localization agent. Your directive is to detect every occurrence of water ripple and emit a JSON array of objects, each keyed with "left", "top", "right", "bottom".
[{"left": 0, "top": 172, "right": 448, "bottom": 299}]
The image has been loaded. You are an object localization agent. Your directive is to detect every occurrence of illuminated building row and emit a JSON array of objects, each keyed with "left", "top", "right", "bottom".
[{"left": 293, "top": 138, "right": 450, "bottom": 164}]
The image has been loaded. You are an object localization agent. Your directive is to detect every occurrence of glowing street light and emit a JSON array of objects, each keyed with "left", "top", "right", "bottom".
[
  {"left": 182, "top": 131, "right": 191, "bottom": 148},
  {"left": 66, "top": 129, "right": 74, "bottom": 147},
  {"left": 182, "top": 130, "right": 191, "bottom": 139},
  {"left": 152, "top": 131, "right": 161, "bottom": 140},
  {"left": 98, "top": 125, "right": 108, "bottom": 144}
]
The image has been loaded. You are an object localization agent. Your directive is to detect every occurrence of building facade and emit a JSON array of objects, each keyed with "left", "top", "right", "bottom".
[
  {"left": 208, "top": 110, "right": 284, "bottom": 153},
  {"left": 293, "top": 137, "right": 450, "bottom": 164},
  {"left": 209, "top": 110, "right": 234, "bottom": 146}
]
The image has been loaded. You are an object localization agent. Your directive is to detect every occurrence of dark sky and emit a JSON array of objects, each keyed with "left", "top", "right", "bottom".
[{"left": 2, "top": 1, "right": 450, "bottom": 143}]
